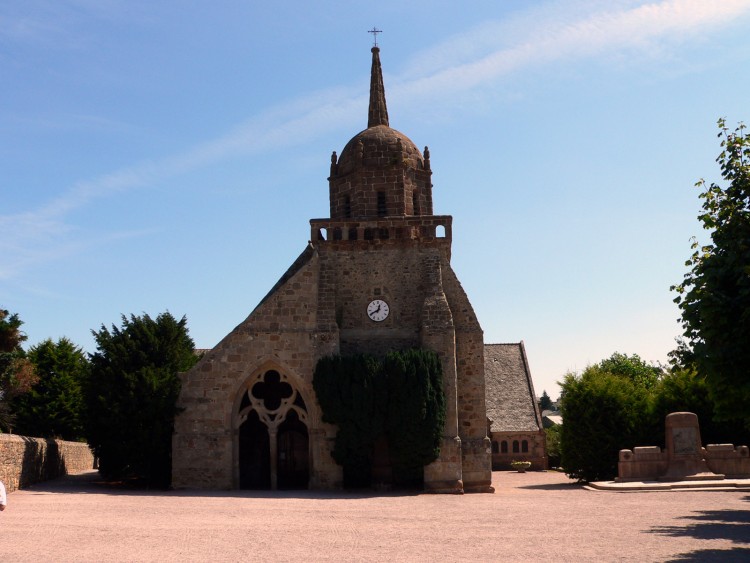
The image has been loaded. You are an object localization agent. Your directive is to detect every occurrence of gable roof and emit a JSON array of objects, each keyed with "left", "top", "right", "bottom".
[{"left": 484, "top": 342, "right": 543, "bottom": 433}]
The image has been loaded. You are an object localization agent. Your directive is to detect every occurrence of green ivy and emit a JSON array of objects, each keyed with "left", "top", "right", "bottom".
[{"left": 313, "top": 349, "right": 446, "bottom": 488}]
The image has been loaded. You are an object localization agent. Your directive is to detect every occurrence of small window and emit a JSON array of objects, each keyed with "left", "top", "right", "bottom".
[
  {"left": 492, "top": 441, "right": 499, "bottom": 454},
  {"left": 412, "top": 191, "right": 420, "bottom": 216},
  {"left": 332, "top": 228, "right": 342, "bottom": 241},
  {"left": 522, "top": 440, "right": 529, "bottom": 453},
  {"left": 344, "top": 196, "right": 351, "bottom": 219},
  {"left": 377, "top": 191, "right": 386, "bottom": 217},
  {"left": 348, "top": 227, "right": 358, "bottom": 241},
  {"left": 364, "top": 228, "right": 374, "bottom": 240},
  {"left": 512, "top": 440, "right": 520, "bottom": 453},
  {"left": 501, "top": 441, "right": 508, "bottom": 454}
]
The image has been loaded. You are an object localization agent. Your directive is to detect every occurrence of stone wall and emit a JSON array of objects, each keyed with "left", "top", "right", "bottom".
[
  {"left": 617, "top": 443, "right": 750, "bottom": 481},
  {"left": 0, "top": 434, "right": 94, "bottom": 493}
]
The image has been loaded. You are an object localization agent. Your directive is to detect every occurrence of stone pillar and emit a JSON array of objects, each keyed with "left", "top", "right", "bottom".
[{"left": 269, "top": 428, "right": 278, "bottom": 490}]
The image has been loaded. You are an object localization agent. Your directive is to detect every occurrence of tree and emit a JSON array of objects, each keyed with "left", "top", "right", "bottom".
[
  {"left": 313, "top": 354, "right": 385, "bottom": 487},
  {"left": 560, "top": 353, "right": 662, "bottom": 482},
  {"left": 313, "top": 349, "right": 446, "bottom": 488},
  {"left": 0, "top": 309, "right": 38, "bottom": 431},
  {"left": 84, "top": 312, "right": 198, "bottom": 487},
  {"left": 384, "top": 349, "right": 445, "bottom": 485},
  {"left": 598, "top": 352, "right": 662, "bottom": 390},
  {"left": 651, "top": 368, "right": 750, "bottom": 448},
  {"left": 11, "top": 338, "right": 88, "bottom": 441},
  {"left": 672, "top": 120, "right": 750, "bottom": 425},
  {"left": 539, "top": 390, "right": 553, "bottom": 411}
]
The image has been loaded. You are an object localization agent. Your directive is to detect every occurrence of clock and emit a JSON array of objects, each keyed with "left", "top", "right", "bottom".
[{"left": 366, "top": 299, "right": 390, "bottom": 322}]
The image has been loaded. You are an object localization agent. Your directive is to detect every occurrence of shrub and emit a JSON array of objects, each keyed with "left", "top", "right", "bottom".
[{"left": 313, "top": 349, "right": 446, "bottom": 488}]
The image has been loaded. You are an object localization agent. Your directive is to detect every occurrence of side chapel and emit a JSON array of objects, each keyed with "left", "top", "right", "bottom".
[{"left": 172, "top": 46, "right": 538, "bottom": 493}]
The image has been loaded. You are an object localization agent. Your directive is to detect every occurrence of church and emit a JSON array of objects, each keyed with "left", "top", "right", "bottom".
[{"left": 172, "top": 45, "right": 543, "bottom": 493}]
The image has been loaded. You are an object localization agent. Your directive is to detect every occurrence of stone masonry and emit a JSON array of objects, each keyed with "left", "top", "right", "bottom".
[
  {"left": 0, "top": 434, "right": 94, "bottom": 493},
  {"left": 172, "top": 46, "right": 494, "bottom": 493}
]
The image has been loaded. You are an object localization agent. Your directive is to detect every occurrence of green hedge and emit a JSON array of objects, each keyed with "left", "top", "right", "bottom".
[{"left": 313, "top": 349, "right": 445, "bottom": 488}]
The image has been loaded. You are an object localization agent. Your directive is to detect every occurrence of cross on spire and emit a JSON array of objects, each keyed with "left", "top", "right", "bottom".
[{"left": 368, "top": 27, "right": 382, "bottom": 47}]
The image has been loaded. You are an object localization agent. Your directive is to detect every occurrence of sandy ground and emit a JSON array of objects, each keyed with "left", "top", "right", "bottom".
[{"left": 1, "top": 470, "right": 749, "bottom": 562}]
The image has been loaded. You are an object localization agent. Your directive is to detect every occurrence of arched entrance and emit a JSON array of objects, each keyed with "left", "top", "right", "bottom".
[
  {"left": 277, "top": 410, "right": 309, "bottom": 489},
  {"left": 236, "top": 368, "right": 310, "bottom": 490}
]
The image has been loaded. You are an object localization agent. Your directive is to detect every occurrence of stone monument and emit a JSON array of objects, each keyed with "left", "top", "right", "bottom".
[{"left": 659, "top": 412, "right": 724, "bottom": 481}]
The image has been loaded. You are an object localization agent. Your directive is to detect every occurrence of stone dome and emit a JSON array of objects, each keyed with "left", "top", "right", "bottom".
[{"left": 336, "top": 124, "right": 424, "bottom": 176}]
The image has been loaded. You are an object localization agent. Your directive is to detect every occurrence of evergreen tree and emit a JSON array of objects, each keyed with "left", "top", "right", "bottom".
[
  {"left": 539, "top": 390, "right": 553, "bottom": 411},
  {"left": 0, "top": 309, "right": 37, "bottom": 431},
  {"left": 384, "top": 349, "right": 445, "bottom": 484},
  {"left": 313, "top": 349, "right": 446, "bottom": 488},
  {"left": 84, "top": 312, "right": 197, "bottom": 487},
  {"left": 12, "top": 338, "right": 88, "bottom": 440},
  {"left": 313, "top": 354, "right": 384, "bottom": 487}
]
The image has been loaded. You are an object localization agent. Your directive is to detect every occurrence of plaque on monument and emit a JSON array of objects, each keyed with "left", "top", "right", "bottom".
[{"left": 672, "top": 427, "right": 698, "bottom": 455}]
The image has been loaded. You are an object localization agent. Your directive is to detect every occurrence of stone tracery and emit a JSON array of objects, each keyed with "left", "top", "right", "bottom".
[{"left": 238, "top": 369, "right": 308, "bottom": 430}]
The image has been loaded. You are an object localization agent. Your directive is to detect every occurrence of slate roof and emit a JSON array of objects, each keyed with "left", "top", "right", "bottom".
[{"left": 484, "top": 342, "right": 543, "bottom": 433}]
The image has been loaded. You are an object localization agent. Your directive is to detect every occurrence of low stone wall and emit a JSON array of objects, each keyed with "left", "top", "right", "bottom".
[
  {"left": 0, "top": 434, "right": 94, "bottom": 493},
  {"left": 618, "top": 443, "right": 750, "bottom": 481}
]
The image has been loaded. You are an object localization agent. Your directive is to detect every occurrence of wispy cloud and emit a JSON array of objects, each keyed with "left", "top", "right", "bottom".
[
  {"left": 392, "top": 0, "right": 750, "bottom": 103},
  {"left": 2, "top": 0, "right": 749, "bottom": 282}
]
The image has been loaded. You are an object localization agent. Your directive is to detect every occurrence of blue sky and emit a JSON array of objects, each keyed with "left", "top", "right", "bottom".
[{"left": 2, "top": 0, "right": 750, "bottom": 398}]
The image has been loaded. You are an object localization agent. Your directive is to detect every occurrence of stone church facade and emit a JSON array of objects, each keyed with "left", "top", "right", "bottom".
[{"left": 172, "top": 47, "right": 496, "bottom": 493}]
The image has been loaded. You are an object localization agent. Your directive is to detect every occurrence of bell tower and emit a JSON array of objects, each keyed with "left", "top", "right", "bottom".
[
  {"left": 310, "top": 45, "right": 493, "bottom": 493},
  {"left": 327, "top": 47, "right": 434, "bottom": 221}
]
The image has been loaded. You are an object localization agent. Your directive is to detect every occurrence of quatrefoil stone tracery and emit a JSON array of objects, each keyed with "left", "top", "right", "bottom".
[{"left": 239, "top": 369, "right": 307, "bottom": 430}]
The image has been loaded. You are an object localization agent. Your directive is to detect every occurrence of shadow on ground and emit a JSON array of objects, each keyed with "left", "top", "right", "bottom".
[
  {"left": 651, "top": 506, "right": 750, "bottom": 562},
  {"left": 22, "top": 470, "right": 426, "bottom": 500},
  {"left": 667, "top": 547, "right": 750, "bottom": 562},
  {"left": 515, "top": 482, "right": 583, "bottom": 491},
  {"left": 650, "top": 509, "right": 750, "bottom": 543}
]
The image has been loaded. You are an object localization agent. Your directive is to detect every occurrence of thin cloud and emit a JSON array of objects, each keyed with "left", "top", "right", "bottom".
[
  {"left": 391, "top": 0, "right": 750, "bottom": 104},
  {"left": 2, "top": 0, "right": 749, "bottom": 282}
]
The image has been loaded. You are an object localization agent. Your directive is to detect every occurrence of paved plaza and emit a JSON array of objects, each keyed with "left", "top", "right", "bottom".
[{"left": 2, "top": 470, "right": 749, "bottom": 562}]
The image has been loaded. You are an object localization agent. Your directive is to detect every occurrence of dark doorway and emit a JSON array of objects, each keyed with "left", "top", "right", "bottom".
[
  {"left": 239, "top": 410, "right": 270, "bottom": 489},
  {"left": 371, "top": 434, "right": 392, "bottom": 487},
  {"left": 277, "top": 410, "right": 309, "bottom": 489}
]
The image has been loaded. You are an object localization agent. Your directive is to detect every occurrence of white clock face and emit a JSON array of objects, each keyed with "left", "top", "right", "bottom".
[{"left": 367, "top": 299, "right": 390, "bottom": 322}]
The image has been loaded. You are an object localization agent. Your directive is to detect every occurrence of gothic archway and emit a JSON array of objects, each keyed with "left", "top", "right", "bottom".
[{"left": 236, "top": 368, "right": 310, "bottom": 490}]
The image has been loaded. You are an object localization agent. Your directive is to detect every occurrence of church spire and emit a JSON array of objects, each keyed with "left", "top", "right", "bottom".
[{"left": 367, "top": 47, "right": 389, "bottom": 128}]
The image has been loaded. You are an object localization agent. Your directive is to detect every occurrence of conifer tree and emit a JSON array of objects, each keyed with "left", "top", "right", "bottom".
[
  {"left": 84, "top": 312, "right": 197, "bottom": 487},
  {"left": 12, "top": 338, "right": 88, "bottom": 441},
  {"left": 0, "top": 309, "right": 37, "bottom": 431}
]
